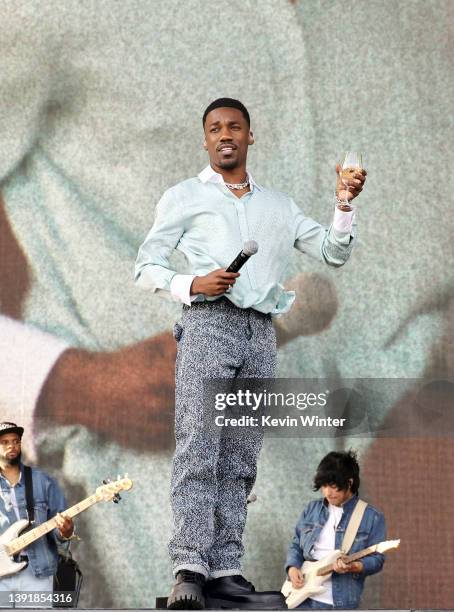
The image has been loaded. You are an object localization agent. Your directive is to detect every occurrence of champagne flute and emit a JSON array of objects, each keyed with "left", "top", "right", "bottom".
[{"left": 337, "top": 151, "right": 363, "bottom": 211}]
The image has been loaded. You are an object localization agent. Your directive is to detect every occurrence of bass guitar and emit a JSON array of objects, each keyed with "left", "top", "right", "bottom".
[{"left": 0, "top": 476, "right": 133, "bottom": 578}]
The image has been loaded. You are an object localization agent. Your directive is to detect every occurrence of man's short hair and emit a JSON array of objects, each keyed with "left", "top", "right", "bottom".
[
  {"left": 313, "top": 450, "right": 360, "bottom": 494},
  {"left": 202, "top": 98, "right": 250, "bottom": 127}
]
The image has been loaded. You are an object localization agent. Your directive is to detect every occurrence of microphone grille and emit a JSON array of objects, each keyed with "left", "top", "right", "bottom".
[{"left": 243, "top": 240, "right": 258, "bottom": 256}]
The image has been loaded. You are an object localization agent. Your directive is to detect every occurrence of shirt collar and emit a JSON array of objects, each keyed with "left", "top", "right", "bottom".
[
  {"left": 198, "top": 165, "right": 261, "bottom": 191},
  {"left": 0, "top": 469, "right": 22, "bottom": 487}
]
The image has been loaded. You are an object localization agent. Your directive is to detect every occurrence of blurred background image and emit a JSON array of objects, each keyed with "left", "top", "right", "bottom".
[{"left": 1, "top": 0, "right": 453, "bottom": 607}]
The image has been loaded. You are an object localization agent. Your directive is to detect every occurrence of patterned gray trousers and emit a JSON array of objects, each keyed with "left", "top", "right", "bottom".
[{"left": 168, "top": 298, "right": 277, "bottom": 578}]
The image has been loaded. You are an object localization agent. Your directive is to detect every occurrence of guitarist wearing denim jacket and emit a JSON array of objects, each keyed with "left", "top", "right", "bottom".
[
  {"left": 285, "top": 451, "right": 386, "bottom": 609},
  {"left": 0, "top": 422, "right": 74, "bottom": 599}
]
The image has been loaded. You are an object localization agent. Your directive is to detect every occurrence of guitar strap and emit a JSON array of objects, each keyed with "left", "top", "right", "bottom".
[
  {"left": 23, "top": 465, "right": 35, "bottom": 525},
  {"left": 340, "top": 498, "right": 367, "bottom": 554}
]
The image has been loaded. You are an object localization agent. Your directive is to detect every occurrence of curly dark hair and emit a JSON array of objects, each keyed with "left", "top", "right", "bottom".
[{"left": 313, "top": 450, "right": 360, "bottom": 494}]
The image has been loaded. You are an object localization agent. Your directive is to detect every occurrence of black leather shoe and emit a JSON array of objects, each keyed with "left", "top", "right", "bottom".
[
  {"left": 204, "top": 575, "right": 285, "bottom": 610},
  {"left": 167, "top": 570, "right": 206, "bottom": 610}
]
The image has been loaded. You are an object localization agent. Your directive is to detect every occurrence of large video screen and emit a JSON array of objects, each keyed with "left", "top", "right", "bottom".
[{"left": 1, "top": 1, "right": 453, "bottom": 609}]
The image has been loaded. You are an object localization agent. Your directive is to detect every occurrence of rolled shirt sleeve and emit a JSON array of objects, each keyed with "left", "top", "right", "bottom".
[
  {"left": 333, "top": 206, "right": 355, "bottom": 234},
  {"left": 291, "top": 199, "right": 355, "bottom": 267},
  {"left": 170, "top": 274, "right": 197, "bottom": 306}
]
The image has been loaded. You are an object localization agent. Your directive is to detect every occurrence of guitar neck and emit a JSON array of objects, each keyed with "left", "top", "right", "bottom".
[
  {"left": 7, "top": 494, "right": 99, "bottom": 556},
  {"left": 317, "top": 544, "right": 382, "bottom": 576}
]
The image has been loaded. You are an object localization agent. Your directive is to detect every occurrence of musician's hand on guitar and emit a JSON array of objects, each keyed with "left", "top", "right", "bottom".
[
  {"left": 288, "top": 566, "right": 305, "bottom": 589},
  {"left": 55, "top": 513, "right": 74, "bottom": 539},
  {"left": 333, "top": 557, "right": 350, "bottom": 574},
  {"left": 334, "top": 557, "right": 364, "bottom": 574}
]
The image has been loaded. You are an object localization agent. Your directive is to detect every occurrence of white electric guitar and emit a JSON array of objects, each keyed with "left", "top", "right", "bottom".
[
  {"left": 0, "top": 476, "right": 133, "bottom": 578},
  {"left": 281, "top": 539, "right": 400, "bottom": 609}
]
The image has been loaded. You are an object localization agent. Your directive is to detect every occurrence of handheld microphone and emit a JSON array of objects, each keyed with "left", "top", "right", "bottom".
[{"left": 226, "top": 240, "right": 258, "bottom": 273}]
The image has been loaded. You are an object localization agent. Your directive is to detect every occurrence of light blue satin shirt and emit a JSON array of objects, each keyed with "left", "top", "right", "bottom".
[{"left": 135, "top": 167, "right": 355, "bottom": 315}]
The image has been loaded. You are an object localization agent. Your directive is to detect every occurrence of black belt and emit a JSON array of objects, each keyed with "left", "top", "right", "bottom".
[
  {"left": 183, "top": 296, "right": 272, "bottom": 319},
  {"left": 13, "top": 554, "right": 28, "bottom": 563}
]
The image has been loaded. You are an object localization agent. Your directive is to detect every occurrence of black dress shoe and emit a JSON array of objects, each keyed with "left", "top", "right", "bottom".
[
  {"left": 167, "top": 570, "right": 206, "bottom": 610},
  {"left": 204, "top": 575, "right": 285, "bottom": 610}
]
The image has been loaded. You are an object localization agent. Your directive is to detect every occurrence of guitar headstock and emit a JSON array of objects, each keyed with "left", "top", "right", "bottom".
[
  {"left": 375, "top": 539, "right": 400, "bottom": 553},
  {"left": 95, "top": 475, "right": 133, "bottom": 502}
]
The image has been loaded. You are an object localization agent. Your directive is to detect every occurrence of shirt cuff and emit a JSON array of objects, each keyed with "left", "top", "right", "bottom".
[
  {"left": 333, "top": 206, "right": 355, "bottom": 234},
  {"left": 170, "top": 274, "right": 197, "bottom": 306},
  {"left": 0, "top": 315, "right": 69, "bottom": 461}
]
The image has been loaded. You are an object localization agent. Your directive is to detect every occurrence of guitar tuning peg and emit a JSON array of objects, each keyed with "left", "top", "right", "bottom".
[
  {"left": 117, "top": 474, "right": 121, "bottom": 481},
  {"left": 113, "top": 493, "right": 122, "bottom": 504},
  {"left": 102, "top": 477, "right": 112, "bottom": 485}
]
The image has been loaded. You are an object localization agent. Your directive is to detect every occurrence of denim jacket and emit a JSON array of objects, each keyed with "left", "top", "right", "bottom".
[
  {"left": 285, "top": 495, "right": 386, "bottom": 609},
  {"left": 0, "top": 462, "right": 68, "bottom": 577}
]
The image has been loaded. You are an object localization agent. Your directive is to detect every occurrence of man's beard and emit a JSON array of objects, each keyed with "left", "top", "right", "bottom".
[{"left": 2, "top": 451, "right": 21, "bottom": 466}]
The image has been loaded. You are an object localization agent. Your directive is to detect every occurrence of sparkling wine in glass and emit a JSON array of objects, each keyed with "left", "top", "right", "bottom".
[{"left": 338, "top": 151, "right": 363, "bottom": 211}]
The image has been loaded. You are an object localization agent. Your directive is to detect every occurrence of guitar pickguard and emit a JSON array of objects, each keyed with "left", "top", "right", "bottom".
[{"left": 0, "top": 519, "right": 29, "bottom": 578}]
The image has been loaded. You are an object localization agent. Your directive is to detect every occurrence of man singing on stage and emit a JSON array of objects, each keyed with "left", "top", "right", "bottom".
[{"left": 135, "top": 98, "right": 366, "bottom": 609}]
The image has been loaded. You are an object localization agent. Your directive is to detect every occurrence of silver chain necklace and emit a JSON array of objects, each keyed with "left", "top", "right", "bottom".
[{"left": 224, "top": 178, "right": 250, "bottom": 190}]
